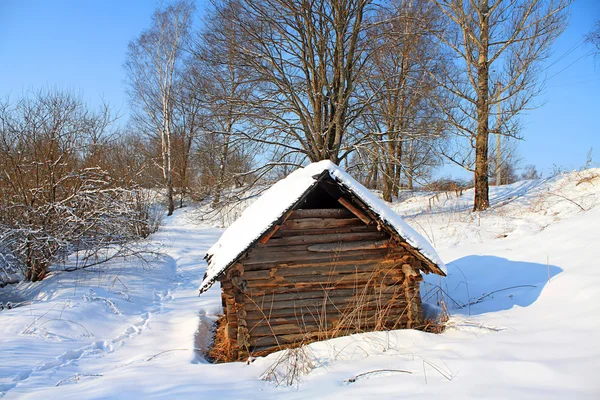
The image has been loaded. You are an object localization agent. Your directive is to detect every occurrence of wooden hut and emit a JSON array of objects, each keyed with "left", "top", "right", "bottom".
[{"left": 200, "top": 161, "right": 446, "bottom": 361}]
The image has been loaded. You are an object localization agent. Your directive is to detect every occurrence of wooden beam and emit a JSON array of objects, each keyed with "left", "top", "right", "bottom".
[
  {"left": 258, "top": 209, "right": 293, "bottom": 245},
  {"left": 259, "top": 225, "right": 280, "bottom": 244},
  {"left": 338, "top": 197, "right": 372, "bottom": 225}
]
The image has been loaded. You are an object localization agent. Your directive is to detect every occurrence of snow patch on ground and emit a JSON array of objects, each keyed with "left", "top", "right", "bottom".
[{"left": 1, "top": 169, "right": 599, "bottom": 398}]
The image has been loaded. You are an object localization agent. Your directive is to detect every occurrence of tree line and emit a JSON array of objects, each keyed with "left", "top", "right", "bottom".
[{"left": 124, "top": 0, "right": 570, "bottom": 212}]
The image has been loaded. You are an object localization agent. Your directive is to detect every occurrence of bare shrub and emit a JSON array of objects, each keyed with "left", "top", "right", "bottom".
[{"left": 0, "top": 90, "right": 161, "bottom": 284}]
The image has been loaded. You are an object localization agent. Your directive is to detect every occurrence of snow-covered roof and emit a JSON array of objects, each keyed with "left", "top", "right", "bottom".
[{"left": 199, "top": 160, "right": 446, "bottom": 293}]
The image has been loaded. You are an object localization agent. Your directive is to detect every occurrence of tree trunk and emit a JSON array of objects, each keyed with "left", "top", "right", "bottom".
[
  {"left": 406, "top": 139, "right": 414, "bottom": 190},
  {"left": 213, "top": 132, "right": 231, "bottom": 206},
  {"left": 163, "top": 112, "right": 175, "bottom": 216},
  {"left": 473, "top": 0, "right": 491, "bottom": 212}
]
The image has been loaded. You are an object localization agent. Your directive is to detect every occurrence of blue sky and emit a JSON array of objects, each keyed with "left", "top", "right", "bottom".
[{"left": 0, "top": 0, "right": 598, "bottom": 178}]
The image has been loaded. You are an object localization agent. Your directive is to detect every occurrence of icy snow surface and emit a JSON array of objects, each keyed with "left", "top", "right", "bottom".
[
  {"left": 1, "top": 168, "right": 600, "bottom": 398},
  {"left": 200, "top": 160, "right": 446, "bottom": 292}
]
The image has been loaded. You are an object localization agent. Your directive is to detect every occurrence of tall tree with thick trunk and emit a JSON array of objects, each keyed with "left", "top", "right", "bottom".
[
  {"left": 125, "top": 1, "right": 194, "bottom": 216},
  {"left": 433, "top": 0, "right": 570, "bottom": 211}
]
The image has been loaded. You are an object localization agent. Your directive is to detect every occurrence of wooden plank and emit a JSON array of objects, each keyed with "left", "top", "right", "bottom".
[
  {"left": 338, "top": 197, "right": 372, "bottom": 225},
  {"left": 280, "top": 217, "right": 364, "bottom": 231},
  {"left": 263, "top": 231, "right": 388, "bottom": 247},
  {"left": 307, "top": 240, "right": 393, "bottom": 253},
  {"left": 287, "top": 208, "right": 353, "bottom": 219}
]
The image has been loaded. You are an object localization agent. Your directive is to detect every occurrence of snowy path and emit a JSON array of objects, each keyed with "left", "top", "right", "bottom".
[
  {"left": 1, "top": 171, "right": 600, "bottom": 399},
  {"left": 0, "top": 209, "right": 223, "bottom": 398}
]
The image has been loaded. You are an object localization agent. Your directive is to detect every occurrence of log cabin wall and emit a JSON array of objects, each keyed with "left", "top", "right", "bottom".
[{"left": 216, "top": 207, "right": 425, "bottom": 359}]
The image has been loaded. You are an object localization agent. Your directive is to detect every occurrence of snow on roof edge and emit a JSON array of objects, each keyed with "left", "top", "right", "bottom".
[{"left": 199, "top": 161, "right": 445, "bottom": 294}]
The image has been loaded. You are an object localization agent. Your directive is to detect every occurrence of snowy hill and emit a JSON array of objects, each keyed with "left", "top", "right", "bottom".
[{"left": 1, "top": 169, "right": 599, "bottom": 399}]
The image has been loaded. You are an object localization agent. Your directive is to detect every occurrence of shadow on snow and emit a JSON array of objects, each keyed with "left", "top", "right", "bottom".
[{"left": 423, "top": 255, "right": 562, "bottom": 316}]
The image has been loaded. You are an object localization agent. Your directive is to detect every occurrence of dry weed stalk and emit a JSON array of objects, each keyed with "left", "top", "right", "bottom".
[{"left": 260, "top": 346, "right": 317, "bottom": 386}]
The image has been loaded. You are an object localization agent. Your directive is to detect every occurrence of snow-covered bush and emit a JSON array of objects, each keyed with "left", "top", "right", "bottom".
[{"left": 0, "top": 90, "right": 161, "bottom": 284}]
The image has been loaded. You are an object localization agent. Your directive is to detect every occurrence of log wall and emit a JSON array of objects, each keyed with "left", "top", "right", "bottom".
[{"left": 215, "top": 208, "right": 424, "bottom": 360}]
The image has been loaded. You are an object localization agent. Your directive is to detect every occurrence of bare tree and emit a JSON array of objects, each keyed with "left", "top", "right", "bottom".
[
  {"left": 215, "top": 0, "right": 375, "bottom": 165},
  {"left": 359, "top": 0, "right": 446, "bottom": 200},
  {"left": 588, "top": 20, "right": 600, "bottom": 52},
  {"left": 172, "top": 64, "right": 204, "bottom": 208},
  {"left": 125, "top": 0, "right": 194, "bottom": 216},
  {"left": 432, "top": 0, "right": 571, "bottom": 210},
  {"left": 192, "top": 0, "right": 260, "bottom": 205}
]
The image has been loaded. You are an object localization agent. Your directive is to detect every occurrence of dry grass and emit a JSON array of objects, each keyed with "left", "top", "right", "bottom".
[
  {"left": 576, "top": 172, "right": 599, "bottom": 187},
  {"left": 208, "top": 262, "right": 448, "bottom": 366},
  {"left": 260, "top": 346, "right": 318, "bottom": 386},
  {"left": 207, "top": 315, "right": 237, "bottom": 363}
]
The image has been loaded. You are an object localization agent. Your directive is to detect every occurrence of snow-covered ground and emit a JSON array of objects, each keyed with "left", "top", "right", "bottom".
[{"left": 1, "top": 169, "right": 599, "bottom": 399}]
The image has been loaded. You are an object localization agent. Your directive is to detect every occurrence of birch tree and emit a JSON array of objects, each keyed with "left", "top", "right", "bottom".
[
  {"left": 125, "top": 1, "right": 194, "bottom": 215},
  {"left": 433, "top": 0, "right": 571, "bottom": 211}
]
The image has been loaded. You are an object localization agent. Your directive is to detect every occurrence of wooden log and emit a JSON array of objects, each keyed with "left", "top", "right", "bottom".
[
  {"left": 242, "top": 256, "right": 405, "bottom": 272},
  {"left": 251, "top": 244, "right": 311, "bottom": 254},
  {"left": 248, "top": 288, "right": 362, "bottom": 302},
  {"left": 272, "top": 224, "right": 381, "bottom": 237},
  {"left": 244, "top": 300, "right": 410, "bottom": 320},
  {"left": 307, "top": 240, "right": 393, "bottom": 253},
  {"left": 338, "top": 197, "right": 372, "bottom": 225},
  {"left": 248, "top": 315, "right": 413, "bottom": 338},
  {"left": 243, "top": 262, "right": 404, "bottom": 280},
  {"left": 280, "top": 217, "right": 365, "bottom": 231},
  {"left": 255, "top": 239, "right": 395, "bottom": 254},
  {"left": 245, "top": 305, "right": 410, "bottom": 326},
  {"left": 243, "top": 275, "right": 407, "bottom": 292},
  {"left": 243, "top": 276, "right": 406, "bottom": 296},
  {"left": 242, "top": 248, "right": 405, "bottom": 265},
  {"left": 287, "top": 208, "right": 353, "bottom": 219},
  {"left": 246, "top": 286, "right": 405, "bottom": 305},
  {"left": 245, "top": 292, "right": 407, "bottom": 312},
  {"left": 262, "top": 231, "right": 388, "bottom": 247},
  {"left": 250, "top": 333, "right": 314, "bottom": 348},
  {"left": 248, "top": 318, "right": 412, "bottom": 347},
  {"left": 248, "top": 271, "right": 405, "bottom": 286}
]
